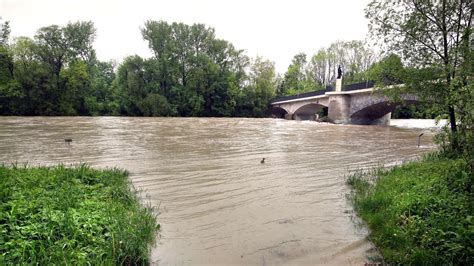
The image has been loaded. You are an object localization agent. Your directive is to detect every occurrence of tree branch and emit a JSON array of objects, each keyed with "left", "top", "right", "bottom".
[
  {"left": 373, "top": 15, "right": 446, "bottom": 60},
  {"left": 411, "top": 0, "right": 443, "bottom": 30}
]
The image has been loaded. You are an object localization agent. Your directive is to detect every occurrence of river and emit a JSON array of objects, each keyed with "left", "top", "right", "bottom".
[{"left": 0, "top": 117, "right": 438, "bottom": 265}]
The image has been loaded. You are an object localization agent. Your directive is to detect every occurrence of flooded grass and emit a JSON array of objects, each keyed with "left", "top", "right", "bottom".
[
  {"left": 0, "top": 164, "right": 159, "bottom": 264},
  {"left": 347, "top": 154, "right": 473, "bottom": 265}
]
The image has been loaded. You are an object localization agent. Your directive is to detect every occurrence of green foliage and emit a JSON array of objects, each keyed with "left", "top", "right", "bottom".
[
  {"left": 0, "top": 164, "right": 159, "bottom": 265},
  {"left": 140, "top": 20, "right": 254, "bottom": 117},
  {"left": 235, "top": 56, "right": 276, "bottom": 117},
  {"left": 366, "top": 0, "right": 473, "bottom": 151},
  {"left": 391, "top": 104, "right": 441, "bottom": 119},
  {"left": 279, "top": 53, "right": 316, "bottom": 96},
  {"left": 347, "top": 155, "right": 474, "bottom": 264},
  {"left": 87, "top": 60, "right": 118, "bottom": 115},
  {"left": 1, "top": 20, "right": 277, "bottom": 117},
  {"left": 0, "top": 45, "right": 22, "bottom": 114},
  {"left": 0, "top": 20, "right": 11, "bottom": 46},
  {"left": 0, "top": 21, "right": 113, "bottom": 116},
  {"left": 367, "top": 53, "right": 404, "bottom": 85},
  {"left": 138, "top": 93, "right": 172, "bottom": 116},
  {"left": 60, "top": 61, "right": 91, "bottom": 115}
]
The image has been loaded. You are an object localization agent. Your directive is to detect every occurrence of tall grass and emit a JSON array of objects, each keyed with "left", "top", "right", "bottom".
[
  {"left": 0, "top": 164, "right": 159, "bottom": 265},
  {"left": 347, "top": 154, "right": 473, "bottom": 265}
]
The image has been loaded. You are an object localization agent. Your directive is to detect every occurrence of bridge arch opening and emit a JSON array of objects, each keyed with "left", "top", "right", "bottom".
[
  {"left": 350, "top": 100, "right": 419, "bottom": 125},
  {"left": 294, "top": 103, "right": 327, "bottom": 121},
  {"left": 268, "top": 106, "right": 288, "bottom": 119}
]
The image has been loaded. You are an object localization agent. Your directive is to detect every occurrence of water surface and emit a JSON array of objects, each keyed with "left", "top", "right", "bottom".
[{"left": 0, "top": 117, "right": 436, "bottom": 265}]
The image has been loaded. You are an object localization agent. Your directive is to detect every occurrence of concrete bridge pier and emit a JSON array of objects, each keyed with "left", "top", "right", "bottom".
[
  {"left": 327, "top": 94, "right": 351, "bottom": 124},
  {"left": 284, "top": 113, "right": 294, "bottom": 120},
  {"left": 327, "top": 92, "right": 393, "bottom": 125},
  {"left": 377, "top": 113, "right": 391, "bottom": 125}
]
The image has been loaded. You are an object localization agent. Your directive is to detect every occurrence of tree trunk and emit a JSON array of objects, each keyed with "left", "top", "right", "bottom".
[{"left": 448, "top": 105, "right": 458, "bottom": 150}]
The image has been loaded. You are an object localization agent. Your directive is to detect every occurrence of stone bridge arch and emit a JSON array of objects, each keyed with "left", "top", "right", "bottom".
[
  {"left": 348, "top": 92, "right": 419, "bottom": 125},
  {"left": 268, "top": 106, "right": 289, "bottom": 118},
  {"left": 270, "top": 97, "right": 329, "bottom": 120},
  {"left": 293, "top": 103, "right": 327, "bottom": 120}
]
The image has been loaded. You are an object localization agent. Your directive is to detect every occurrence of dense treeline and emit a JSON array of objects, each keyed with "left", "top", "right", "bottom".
[
  {"left": 0, "top": 19, "right": 452, "bottom": 120},
  {"left": 0, "top": 20, "right": 277, "bottom": 117},
  {"left": 0, "top": 21, "right": 117, "bottom": 116},
  {"left": 0, "top": 19, "right": 383, "bottom": 117}
]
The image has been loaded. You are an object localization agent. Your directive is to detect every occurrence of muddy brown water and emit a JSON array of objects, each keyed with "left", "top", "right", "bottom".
[{"left": 0, "top": 117, "right": 437, "bottom": 265}]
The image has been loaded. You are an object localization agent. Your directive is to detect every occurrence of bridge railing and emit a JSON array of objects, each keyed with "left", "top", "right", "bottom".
[
  {"left": 342, "top": 80, "right": 376, "bottom": 91},
  {"left": 270, "top": 86, "right": 334, "bottom": 104},
  {"left": 270, "top": 81, "right": 381, "bottom": 104}
]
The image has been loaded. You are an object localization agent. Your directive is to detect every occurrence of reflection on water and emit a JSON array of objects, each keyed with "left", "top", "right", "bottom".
[{"left": 0, "top": 117, "right": 436, "bottom": 265}]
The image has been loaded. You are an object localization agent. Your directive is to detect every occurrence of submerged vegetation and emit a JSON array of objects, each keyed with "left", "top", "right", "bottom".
[
  {"left": 0, "top": 164, "right": 159, "bottom": 264},
  {"left": 347, "top": 153, "right": 473, "bottom": 264}
]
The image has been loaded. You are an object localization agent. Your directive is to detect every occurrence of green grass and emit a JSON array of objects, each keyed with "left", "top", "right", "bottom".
[
  {"left": 0, "top": 164, "right": 159, "bottom": 265},
  {"left": 347, "top": 154, "right": 473, "bottom": 265}
]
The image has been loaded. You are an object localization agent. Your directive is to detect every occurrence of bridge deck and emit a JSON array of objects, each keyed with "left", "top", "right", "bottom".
[{"left": 270, "top": 81, "right": 375, "bottom": 104}]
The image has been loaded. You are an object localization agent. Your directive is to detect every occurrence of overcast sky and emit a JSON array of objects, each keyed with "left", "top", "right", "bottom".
[{"left": 2, "top": 0, "right": 372, "bottom": 73}]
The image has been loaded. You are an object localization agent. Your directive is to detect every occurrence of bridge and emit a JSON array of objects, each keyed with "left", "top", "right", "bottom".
[{"left": 269, "top": 79, "right": 417, "bottom": 125}]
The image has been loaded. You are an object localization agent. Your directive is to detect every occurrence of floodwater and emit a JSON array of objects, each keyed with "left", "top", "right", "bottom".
[{"left": 0, "top": 117, "right": 437, "bottom": 265}]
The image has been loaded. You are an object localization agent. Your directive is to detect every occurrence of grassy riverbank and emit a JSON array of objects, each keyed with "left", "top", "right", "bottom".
[
  {"left": 347, "top": 154, "right": 473, "bottom": 265},
  {"left": 0, "top": 164, "right": 159, "bottom": 264}
]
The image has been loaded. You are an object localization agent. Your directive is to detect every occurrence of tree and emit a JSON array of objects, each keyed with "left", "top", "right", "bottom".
[
  {"left": 0, "top": 21, "right": 13, "bottom": 83},
  {"left": 63, "top": 21, "right": 97, "bottom": 63},
  {"left": 0, "top": 21, "right": 24, "bottom": 114},
  {"left": 141, "top": 20, "right": 250, "bottom": 117},
  {"left": 366, "top": 0, "right": 473, "bottom": 150},
  {"left": 307, "top": 40, "right": 377, "bottom": 87},
  {"left": 88, "top": 60, "right": 118, "bottom": 115},
  {"left": 308, "top": 49, "right": 331, "bottom": 86},
  {"left": 116, "top": 55, "right": 146, "bottom": 115},
  {"left": 60, "top": 60, "right": 91, "bottom": 115},
  {"left": 250, "top": 57, "right": 277, "bottom": 116},
  {"left": 235, "top": 57, "right": 277, "bottom": 117},
  {"left": 279, "top": 53, "right": 312, "bottom": 96},
  {"left": 28, "top": 21, "right": 97, "bottom": 115},
  {"left": 0, "top": 20, "right": 11, "bottom": 46},
  {"left": 137, "top": 93, "right": 171, "bottom": 116},
  {"left": 368, "top": 53, "right": 405, "bottom": 85}
]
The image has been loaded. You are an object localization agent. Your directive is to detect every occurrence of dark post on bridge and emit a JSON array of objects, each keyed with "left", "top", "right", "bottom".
[{"left": 335, "top": 65, "right": 343, "bottom": 92}]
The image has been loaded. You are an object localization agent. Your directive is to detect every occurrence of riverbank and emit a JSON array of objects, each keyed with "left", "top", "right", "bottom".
[
  {"left": 347, "top": 154, "right": 473, "bottom": 264},
  {"left": 0, "top": 164, "right": 159, "bottom": 264}
]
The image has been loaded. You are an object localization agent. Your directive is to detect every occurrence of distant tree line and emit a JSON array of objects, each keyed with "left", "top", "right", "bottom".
[
  {"left": 0, "top": 19, "right": 442, "bottom": 119},
  {"left": 0, "top": 20, "right": 277, "bottom": 117}
]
